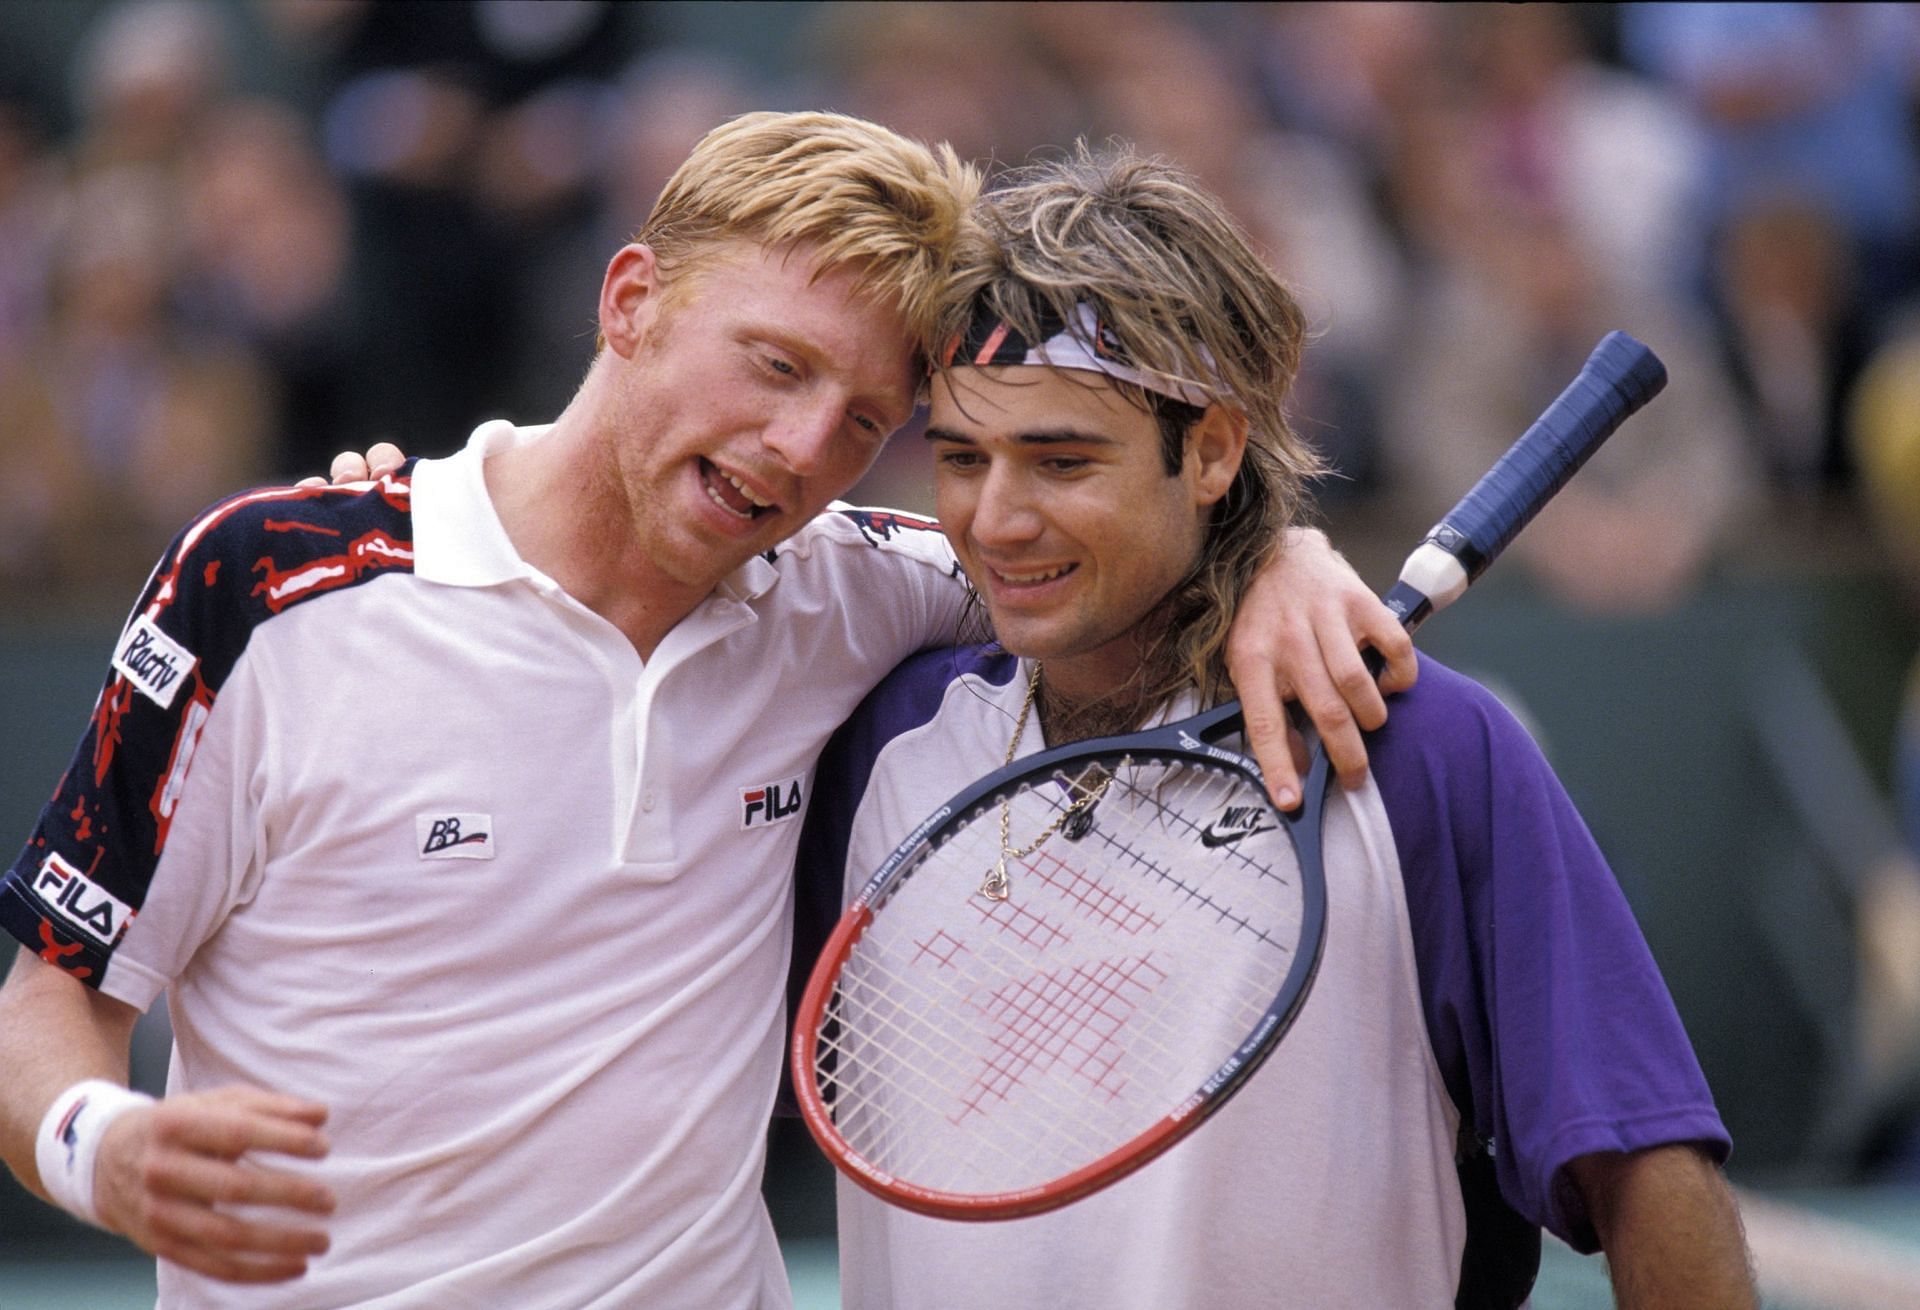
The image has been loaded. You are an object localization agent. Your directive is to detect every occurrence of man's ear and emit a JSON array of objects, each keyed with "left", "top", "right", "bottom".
[
  {"left": 1189, "top": 404, "right": 1250, "bottom": 507},
  {"left": 599, "top": 244, "right": 664, "bottom": 359}
]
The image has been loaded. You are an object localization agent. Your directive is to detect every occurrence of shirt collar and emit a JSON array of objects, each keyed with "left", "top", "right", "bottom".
[
  {"left": 410, "top": 420, "right": 546, "bottom": 588},
  {"left": 715, "top": 552, "right": 779, "bottom": 605},
  {"left": 410, "top": 418, "right": 782, "bottom": 605}
]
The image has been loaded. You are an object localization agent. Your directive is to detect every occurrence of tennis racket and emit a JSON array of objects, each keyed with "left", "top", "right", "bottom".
[{"left": 794, "top": 330, "right": 1668, "bottom": 1221}]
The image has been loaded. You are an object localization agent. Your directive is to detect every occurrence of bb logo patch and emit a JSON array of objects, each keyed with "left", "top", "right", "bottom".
[
  {"left": 741, "top": 775, "right": 805, "bottom": 830},
  {"left": 32, "top": 851, "right": 135, "bottom": 947},
  {"left": 111, "top": 615, "right": 197, "bottom": 710},
  {"left": 417, "top": 814, "right": 494, "bottom": 860}
]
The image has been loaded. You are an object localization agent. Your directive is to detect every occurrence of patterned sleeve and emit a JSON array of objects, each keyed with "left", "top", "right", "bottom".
[{"left": 0, "top": 477, "right": 415, "bottom": 1001}]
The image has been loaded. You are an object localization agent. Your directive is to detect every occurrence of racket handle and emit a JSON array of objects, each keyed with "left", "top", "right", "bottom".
[{"left": 1384, "top": 330, "right": 1666, "bottom": 631}]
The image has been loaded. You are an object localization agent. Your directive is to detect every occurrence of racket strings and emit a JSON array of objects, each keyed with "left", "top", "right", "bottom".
[
  {"left": 821, "top": 901, "right": 1279, "bottom": 1188},
  {"left": 828, "top": 916, "right": 1278, "bottom": 1135},
  {"left": 1010, "top": 762, "right": 1299, "bottom": 951},
  {"left": 815, "top": 965, "right": 1124, "bottom": 1179},
  {"left": 818, "top": 948, "right": 1191, "bottom": 1183},
  {"left": 826, "top": 896, "right": 1208, "bottom": 1105},
  {"left": 813, "top": 757, "right": 1305, "bottom": 1195}
]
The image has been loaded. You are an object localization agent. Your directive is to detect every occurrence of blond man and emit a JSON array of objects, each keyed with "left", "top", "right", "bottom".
[{"left": 0, "top": 113, "right": 1400, "bottom": 1306}]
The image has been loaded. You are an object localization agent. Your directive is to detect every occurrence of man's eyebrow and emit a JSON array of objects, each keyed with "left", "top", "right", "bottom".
[{"left": 923, "top": 426, "right": 1119, "bottom": 446}]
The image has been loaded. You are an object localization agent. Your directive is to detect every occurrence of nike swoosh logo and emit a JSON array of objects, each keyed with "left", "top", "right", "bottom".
[{"left": 1200, "top": 821, "right": 1276, "bottom": 849}]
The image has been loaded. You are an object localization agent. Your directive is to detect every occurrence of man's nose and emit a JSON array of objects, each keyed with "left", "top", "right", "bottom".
[
  {"left": 969, "top": 467, "right": 1044, "bottom": 545},
  {"left": 765, "top": 400, "right": 844, "bottom": 477}
]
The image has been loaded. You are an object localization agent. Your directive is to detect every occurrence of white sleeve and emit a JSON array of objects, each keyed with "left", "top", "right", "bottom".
[
  {"left": 787, "top": 504, "right": 971, "bottom": 662},
  {"left": 101, "top": 654, "right": 270, "bottom": 1011}
]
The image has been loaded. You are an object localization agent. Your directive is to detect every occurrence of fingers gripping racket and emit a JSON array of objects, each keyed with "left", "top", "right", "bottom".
[{"left": 794, "top": 332, "right": 1668, "bottom": 1221}]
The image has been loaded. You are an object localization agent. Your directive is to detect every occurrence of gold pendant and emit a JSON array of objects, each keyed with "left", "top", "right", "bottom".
[{"left": 980, "top": 857, "right": 1010, "bottom": 903}]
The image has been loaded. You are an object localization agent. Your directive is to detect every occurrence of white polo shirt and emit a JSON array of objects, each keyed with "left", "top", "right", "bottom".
[{"left": 2, "top": 420, "right": 967, "bottom": 1308}]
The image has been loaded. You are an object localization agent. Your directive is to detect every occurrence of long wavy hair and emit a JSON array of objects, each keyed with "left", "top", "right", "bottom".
[{"left": 942, "top": 145, "right": 1321, "bottom": 721}]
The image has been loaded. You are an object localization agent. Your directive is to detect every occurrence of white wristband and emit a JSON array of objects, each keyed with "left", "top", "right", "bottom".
[{"left": 34, "top": 1079, "right": 155, "bottom": 1226}]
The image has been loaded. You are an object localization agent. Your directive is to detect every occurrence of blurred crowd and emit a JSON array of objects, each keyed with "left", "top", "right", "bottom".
[
  {"left": 0, "top": 0, "right": 1917, "bottom": 629},
  {"left": 0, "top": 0, "right": 1917, "bottom": 1194}
]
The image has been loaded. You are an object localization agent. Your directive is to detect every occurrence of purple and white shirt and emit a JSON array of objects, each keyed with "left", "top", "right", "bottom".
[{"left": 792, "top": 645, "right": 1729, "bottom": 1309}]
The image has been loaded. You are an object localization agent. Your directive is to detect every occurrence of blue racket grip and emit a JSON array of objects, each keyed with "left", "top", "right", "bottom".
[
  {"left": 1434, "top": 331, "right": 1663, "bottom": 580},
  {"left": 1381, "top": 332, "right": 1665, "bottom": 636}
]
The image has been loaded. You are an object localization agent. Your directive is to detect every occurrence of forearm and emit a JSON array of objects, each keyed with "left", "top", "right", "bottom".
[
  {"left": 1573, "top": 1145, "right": 1756, "bottom": 1309},
  {"left": 0, "top": 949, "right": 139, "bottom": 1199},
  {"left": 2, "top": 947, "right": 335, "bottom": 1280}
]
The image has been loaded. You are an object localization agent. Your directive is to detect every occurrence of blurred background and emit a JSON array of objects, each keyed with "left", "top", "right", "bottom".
[{"left": 2, "top": 1, "right": 1920, "bottom": 1305}]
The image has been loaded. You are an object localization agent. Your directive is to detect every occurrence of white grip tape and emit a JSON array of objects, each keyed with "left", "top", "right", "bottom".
[
  {"left": 35, "top": 1079, "right": 154, "bottom": 1225},
  {"left": 1397, "top": 541, "right": 1472, "bottom": 615}
]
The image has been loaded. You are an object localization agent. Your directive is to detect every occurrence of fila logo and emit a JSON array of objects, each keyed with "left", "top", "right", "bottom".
[
  {"left": 416, "top": 813, "right": 494, "bottom": 860},
  {"left": 1199, "top": 805, "right": 1277, "bottom": 849},
  {"left": 111, "top": 615, "right": 197, "bottom": 710},
  {"left": 32, "top": 851, "right": 135, "bottom": 947},
  {"left": 741, "top": 775, "right": 805, "bottom": 830}
]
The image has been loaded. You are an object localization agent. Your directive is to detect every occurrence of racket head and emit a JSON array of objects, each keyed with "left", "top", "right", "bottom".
[{"left": 793, "top": 709, "right": 1329, "bottom": 1221}]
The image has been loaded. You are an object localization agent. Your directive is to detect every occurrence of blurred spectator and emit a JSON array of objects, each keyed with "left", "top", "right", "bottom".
[
  {"left": 1849, "top": 313, "right": 1920, "bottom": 849},
  {"left": 1252, "top": 1, "right": 1447, "bottom": 188},
  {"left": 0, "top": 165, "right": 270, "bottom": 606},
  {"left": 603, "top": 49, "right": 754, "bottom": 229},
  {"left": 1357, "top": 5, "right": 1755, "bottom": 614},
  {"left": 503, "top": 46, "right": 761, "bottom": 423},
  {"left": 69, "top": 0, "right": 230, "bottom": 176},
  {"left": 304, "top": 0, "right": 644, "bottom": 454},
  {"left": 0, "top": 101, "right": 59, "bottom": 362},
  {"left": 1713, "top": 197, "right": 1872, "bottom": 492},
  {"left": 1450, "top": 4, "right": 1709, "bottom": 302},
  {"left": 175, "top": 97, "right": 353, "bottom": 475},
  {"left": 317, "top": 52, "right": 514, "bottom": 456},
  {"left": 1384, "top": 203, "right": 1754, "bottom": 615},
  {"left": 1622, "top": 3, "right": 1920, "bottom": 303},
  {"left": 804, "top": 2, "right": 1077, "bottom": 173},
  {"left": 1623, "top": 2, "right": 1920, "bottom": 495}
]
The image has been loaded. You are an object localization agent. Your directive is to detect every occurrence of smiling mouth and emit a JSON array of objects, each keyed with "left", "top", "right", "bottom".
[
  {"left": 990, "top": 563, "right": 1076, "bottom": 586},
  {"left": 700, "top": 459, "right": 775, "bottom": 520}
]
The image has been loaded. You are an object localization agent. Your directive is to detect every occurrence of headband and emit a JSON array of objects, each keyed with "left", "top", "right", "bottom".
[{"left": 942, "top": 301, "right": 1218, "bottom": 409}]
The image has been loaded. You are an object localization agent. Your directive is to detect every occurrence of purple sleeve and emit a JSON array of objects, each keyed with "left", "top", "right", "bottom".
[{"left": 1372, "top": 655, "right": 1731, "bottom": 1252}]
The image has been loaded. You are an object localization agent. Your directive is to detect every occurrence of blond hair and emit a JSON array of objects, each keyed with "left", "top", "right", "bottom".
[
  {"left": 946, "top": 145, "right": 1322, "bottom": 720},
  {"left": 637, "top": 111, "right": 982, "bottom": 366}
]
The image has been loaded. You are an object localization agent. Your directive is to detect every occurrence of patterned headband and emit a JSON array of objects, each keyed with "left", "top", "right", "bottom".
[{"left": 942, "top": 301, "right": 1218, "bottom": 409}]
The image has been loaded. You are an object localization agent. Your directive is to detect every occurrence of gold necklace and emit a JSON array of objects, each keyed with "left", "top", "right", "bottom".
[{"left": 980, "top": 662, "right": 1113, "bottom": 902}]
